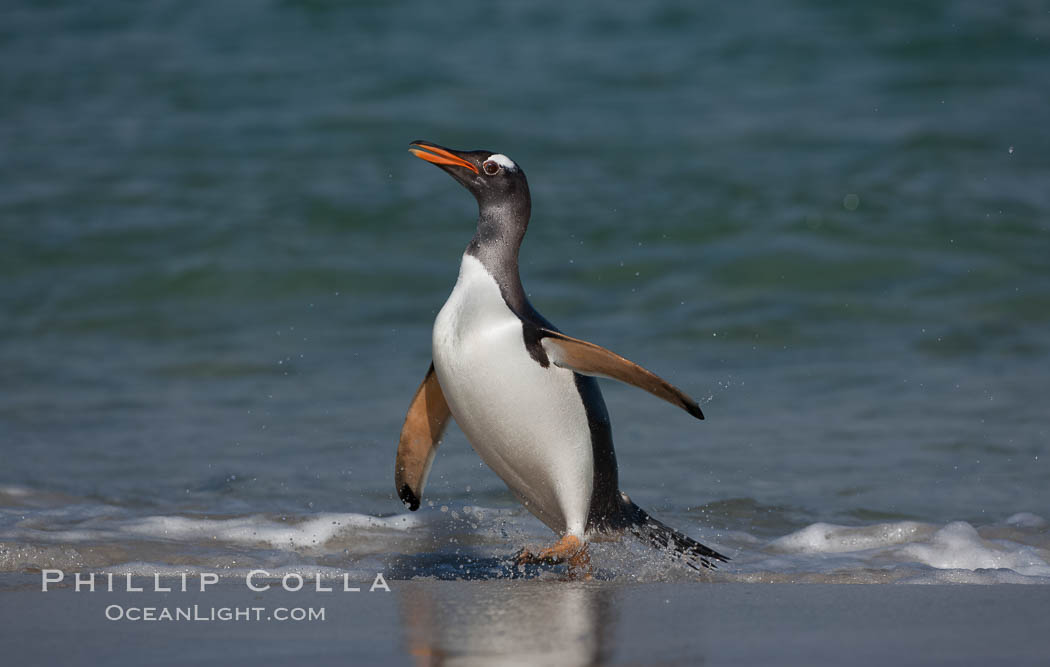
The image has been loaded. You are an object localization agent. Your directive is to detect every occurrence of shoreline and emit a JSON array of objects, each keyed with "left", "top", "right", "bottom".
[{"left": 2, "top": 577, "right": 1048, "bottom": 665}]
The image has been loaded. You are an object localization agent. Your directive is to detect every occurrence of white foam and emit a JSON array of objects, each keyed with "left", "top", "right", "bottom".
[
  {"left": 4, "top": 494, "right": 1050, "bottom": 584},
  {"left": 769, "top": 521, "right": 931, "bottom": 554},
  {"left": 117, "top": 512, "right": 422, "bottom": 550},
  {"left": 760, "top": 518, "right": 1050, "bottom": 582},
  {"left": 98, "top": 562, "right": 382, "bottom": 582},
  {"left": 897, "top": 521, "right": 1050, "bottom": 577},
  {"left": 0, "top": 509, "right": 421, "bottom": 550},
  {"left": 1005, "top": 512, "right": 1048, "bottom": 529}
]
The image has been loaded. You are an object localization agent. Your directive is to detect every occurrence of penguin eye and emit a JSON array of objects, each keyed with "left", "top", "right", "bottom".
[{"left": 482, "top": 160, "right": 500, "bottom": 176}]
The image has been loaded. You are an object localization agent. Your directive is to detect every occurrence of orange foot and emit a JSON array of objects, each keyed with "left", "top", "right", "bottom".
[{"left": 515, "top": 534, "right": 592, "bottom": 579}]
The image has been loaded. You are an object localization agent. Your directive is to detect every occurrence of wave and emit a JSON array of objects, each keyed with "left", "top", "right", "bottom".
[{"left": 1, "top": 486, "right": 1047, "bottom": 585}]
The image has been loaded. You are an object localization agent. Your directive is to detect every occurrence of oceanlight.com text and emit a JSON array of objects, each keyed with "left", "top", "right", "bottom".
[{"left": 104, "top": 605, "right": 326, "bottom": 622}]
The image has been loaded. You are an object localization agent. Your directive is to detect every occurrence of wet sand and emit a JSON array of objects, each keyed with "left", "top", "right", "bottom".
[{"left": 2, "top": 577, "right": 1048, "bottom": 666}]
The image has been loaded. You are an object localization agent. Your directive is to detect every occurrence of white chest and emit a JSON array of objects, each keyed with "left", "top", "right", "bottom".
[
  {"left": 430, "top": 254, "right": 594, "bottom": 535},
  {"left": 432, "top": 255, "right": 519, "bottom": 355}
]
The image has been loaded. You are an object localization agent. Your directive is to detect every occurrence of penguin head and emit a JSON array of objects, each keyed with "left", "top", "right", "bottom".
[{"left": 409, "top": 140, "right": 530, "bottom": 216}]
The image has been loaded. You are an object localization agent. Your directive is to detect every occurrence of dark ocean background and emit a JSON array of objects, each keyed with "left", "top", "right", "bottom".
[{"left": 1, "top": 1, "right": 1048, "bottom": 583}]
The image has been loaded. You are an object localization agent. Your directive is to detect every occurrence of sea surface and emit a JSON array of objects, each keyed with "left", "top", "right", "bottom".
[{"left": 2, "top": 1, "right": 1049, "bottom": 588}]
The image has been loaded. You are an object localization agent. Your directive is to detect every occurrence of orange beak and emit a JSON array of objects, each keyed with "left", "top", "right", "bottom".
[{"left": 408, "top": 142, "right": 479, "bottom": 174}]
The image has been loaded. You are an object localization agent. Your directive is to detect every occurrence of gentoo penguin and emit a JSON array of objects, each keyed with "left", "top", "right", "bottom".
[{"left": 395, "top": 141, "right": 728, "bottom": 571}]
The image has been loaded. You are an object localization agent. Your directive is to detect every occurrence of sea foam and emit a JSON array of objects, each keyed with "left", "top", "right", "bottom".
[
  {"left": 117, "top": 512, "right": 422, "bottom": 550},
  {"left": 3, "top": 487, "right": 1049, "bottom": 584}
]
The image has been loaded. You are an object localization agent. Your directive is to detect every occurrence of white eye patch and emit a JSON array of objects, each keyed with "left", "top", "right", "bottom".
[{"left": 486, "top": 153, "right": 517, "bottom": 171}]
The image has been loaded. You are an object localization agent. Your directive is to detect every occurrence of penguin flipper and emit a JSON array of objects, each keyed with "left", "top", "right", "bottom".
[
  {"left": 538, "top": 329, "right": 704, "bottom": 420},
  {"left": 395, "top": 362, "right": 452, "bottom": 510}
]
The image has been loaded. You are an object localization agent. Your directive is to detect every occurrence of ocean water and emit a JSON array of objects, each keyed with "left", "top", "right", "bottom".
[{"left": 2, "top": 1, "right": 1049, "bottom": 586}]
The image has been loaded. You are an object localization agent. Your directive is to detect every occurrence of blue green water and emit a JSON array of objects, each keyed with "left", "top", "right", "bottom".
[{"left": 1, "top": 1, "right": 1048, "bottom": 582}]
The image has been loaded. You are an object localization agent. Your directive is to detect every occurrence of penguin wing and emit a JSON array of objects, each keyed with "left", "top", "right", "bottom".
[
  {"left": 538, "top": 329, "right": 705, "bottom": 420},
  {"left": 395, "top": 363, "right": 452, "bottom": 510}
]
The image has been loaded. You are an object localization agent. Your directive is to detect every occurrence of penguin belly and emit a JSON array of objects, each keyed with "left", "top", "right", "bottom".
[{"left": 432, "top": 255, "right": 594, "bottom": 536}]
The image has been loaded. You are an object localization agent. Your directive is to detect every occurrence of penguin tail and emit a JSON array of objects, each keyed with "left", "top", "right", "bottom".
[{"left": 623, "top": 500, "right": 730, "bottom": 572}]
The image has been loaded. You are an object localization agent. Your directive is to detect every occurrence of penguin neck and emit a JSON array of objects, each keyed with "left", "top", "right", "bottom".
[{"left": 465, "top": 201, "right": 531, "bottom": 317}]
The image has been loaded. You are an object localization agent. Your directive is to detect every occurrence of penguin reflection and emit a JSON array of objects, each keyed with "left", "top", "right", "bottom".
[{"left": 399, "top": 582, "right": 617, "bottom": 667}]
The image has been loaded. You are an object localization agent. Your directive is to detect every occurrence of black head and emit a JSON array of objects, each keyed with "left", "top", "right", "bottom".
[
  {"left": 408, "top": 140, "right": 541, "bottom": 319},
  {"left": 409, "top": 140, "right": 531, "bottom": 227}
]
